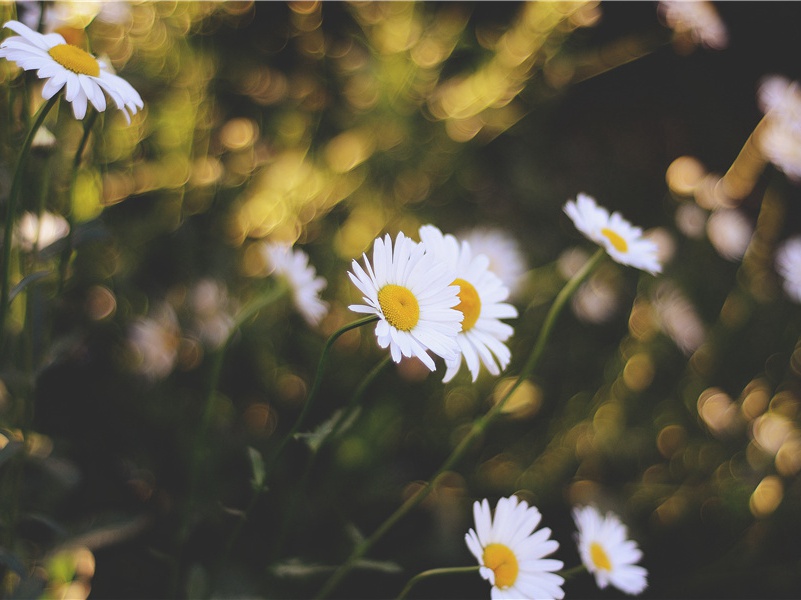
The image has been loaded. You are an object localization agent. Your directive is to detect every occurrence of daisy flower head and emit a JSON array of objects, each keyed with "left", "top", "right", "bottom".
[
  {"left": 0, "top": 20, "right": 143, "bottom": 122},
  {"left": 262, "top": 243, "right": 328, "bottom": 326},
  {"left": 465, "top": 496, "right": 565, "bottom": 600},
  {"left": 564, "top": 193, "right": 661, "bottom": 275},
  {"left": 348, "top": 231, "right": 462, "bottom": 371},
  {"left": 776, "top": 235, "right": 801, "bottom": 303},
  {"left": 573, "top": 505, "right": 648, "bottom": 595},
  {"left": 419, "top": 225, "right": 518, "bottom": 383}
]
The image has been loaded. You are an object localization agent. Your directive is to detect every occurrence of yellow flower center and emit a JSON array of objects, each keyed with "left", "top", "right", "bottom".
[
  {"left": 483, "top": 543, "right": 519, "bottom": 589},
  {"left": 48, "top": 44, "right": 100, "bottom": 77},
  {"left": 590, "top": 541, "right": 612, "bottom": 571},
  {"left": 600, "top": 228, "right": 628, "bottom": 253},
  {"left": 453, "top": 278, "right": 481, "bottom": 332},
  {"left": 377, "top": 284, "right": 420, "bottom": 332}
]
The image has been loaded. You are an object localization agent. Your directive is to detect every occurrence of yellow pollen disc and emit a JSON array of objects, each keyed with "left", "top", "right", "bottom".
[
  {"left": 453, "top": 278, "right": 481, "bottom": 331},
  {"left": 600, "top": 227, "right": 628, "bottom": 253},
  {"left": 590, "top": 541, "right": 612, "bottom": 571},
  {"left": 48, "top": 44, "right": 100, "bottom": 77},
  {"left": 483, "top": 543, "right": 519, "bottom": 589},
  {"left": 377, "top": 284, "right": 420, "bottom": 332}
]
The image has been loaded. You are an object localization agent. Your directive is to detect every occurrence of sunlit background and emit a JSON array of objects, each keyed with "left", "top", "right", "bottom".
[{"left": 1, "top": 1, "right": 800, "bottom": 598}]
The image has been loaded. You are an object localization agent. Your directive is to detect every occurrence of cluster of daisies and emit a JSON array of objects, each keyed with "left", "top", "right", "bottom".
[{"left": 466, "top": 495, "right": 648, "bottom": 599}]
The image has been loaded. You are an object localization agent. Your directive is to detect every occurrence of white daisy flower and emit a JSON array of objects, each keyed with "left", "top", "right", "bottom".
[
  {"left": 0, "top": 20, "right": 143, "bottom": 122},
  {"left": 14, "top": 211, "right": 69, "bottom": 251},
  {"left": 776, "top": 235, "right": 801, "bottom": 303},
  {"left": 563, "top": 193, "right": 662, "bottom": 274},
  {"left": 419, "top": 225, "right": 518, "bottom": 383},
  {"left": 459, "top": 227, "right": 528, "bottom": 299},
  {"left": 573, "top": 505, "right": 648, "bottom": 596},
  {"left": 465, "top": 496, "right": 565, "bottom": 600},
  {"left": 348, "top": 232, "right": 462, "bottom": 371},
  {"left": 262, "top": 243, "right": 328, "bottom": 327},
  {"left": 657, "top": 0, "right": 728, "bottom": 50},
  {"left": 706, "top": 208, "right": 753, "bottom": 262}
]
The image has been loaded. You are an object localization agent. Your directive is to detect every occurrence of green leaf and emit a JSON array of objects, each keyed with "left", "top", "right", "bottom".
[{"left": 247, "top": 446, "right": 265, "bottom": 490}]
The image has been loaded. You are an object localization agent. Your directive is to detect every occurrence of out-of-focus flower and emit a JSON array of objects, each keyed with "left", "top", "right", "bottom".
[
  {"left": 348, "top": 232, "right": 462, "bottom": 371},
  {"left": 653, "top": 281, "right": 706, "bottom": 354},
  {"left": 756, "top": 76, "right": 801, "bottom": 182},
  {"left": 657, "top": 0, "right": 728, "bottom": 50},
  {"left": 128, "top": 304, "right": 180, "bottom": 380},
  {"left": 188, "top": 279, "right": 235, "bottom": 348},
  {"left": 14, "top": 211, "right": 69, "bottom": 251},
  {"left": 419, "top": 225, "right": 517, "bottom": 383},
  {"left": 572, "top": 273, "right": 620, "bottom": 324},
  {"left": 16, "top": 0, "right": 133, "bottom": 32},
  {"left": 706, "top": 208, "right": 753, "bottom": 261},
  {"left": 564, "top": 193, "right": 661, "bottom": 274},
  {"left": 675, "top": 202, "right": 708, "bottom": 239},
  {"left": 573, "top": 505, "right": 648, "bottom": 595},
  {"left": 776, "top": 235, "right": 801, "bottom": 302},
  {"left": 32, "top": 125, "right": 57, "bottom": 150},
  {"left": 262, "top": 243, "right": 328, "bottom": 326},
  {"left": 459, "top": 227, "right": 528, "bottom": 299},
  {"left": 465, "top": 496, "right": 565, "bottom": 600},
  {"left": 0, "top": 20, "right": 143, "bottom": 122}
]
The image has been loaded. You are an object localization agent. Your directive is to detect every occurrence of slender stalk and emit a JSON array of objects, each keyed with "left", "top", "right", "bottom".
[
  {"left": 557, "top": 564, "right": 587, "bottom": 580},
  {"left": 208, "top": 314, "right": 379, "bottom": 594},
  {"left": 261, "top": 314, "right": 379, "bottom": 482},
  {"left": 0, "top": 94, "right": 59, "bottom": 352},
  {"left": 327, "top": 354, "right": 392, "bottom": 443},
  {"left": 58, "top": 109, "right": 99, "bottom": 292},
  {"left": 315, "top": 248, "right": 606, "bottom": 599},
  {"left": 396, "top": 565, "right": 480, "bottom": 600}
]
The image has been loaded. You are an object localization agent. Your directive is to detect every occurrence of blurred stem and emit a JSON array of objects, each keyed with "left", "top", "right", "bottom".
[
  {"left": 261, "top": 314, "right": 379, "bottom": 483},
  {"left": 327, "top": 354, "right": 392, "bottom": 442},
  {"left": 0, "top": 94, "right": 58, "bottom": 353},
  {"left": 395, "top": 565, "right": 480, "bottom": 600},
  {"left": 58, "top": 109, "right": 99, "bottom": 292},
  {"left": 557, "top": 564, "right": 587, "bottom": 580},
  {"left": 315, "top": 248, "right": 606, "bottom": 599},
  {"left": 209, "top": 314, "right": 378, "bottom": 594}
]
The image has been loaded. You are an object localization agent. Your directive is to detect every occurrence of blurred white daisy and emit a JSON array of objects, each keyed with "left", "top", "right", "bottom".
[
  {"left": 465, "top": 496, "right": 565, "bottom": 600},
  {"left": 188, "top": 279, "right": 235, "bottom": 348},
  {"left": 564, "top": 193, "right": 661, "bottom": 274},
  {"left": 459, "top": 227, "right": 528, "bottom": 299},
  {"left": 573, "top": 505, "right": 648, "bottom": 595},
  {"left": 653, "top": 281, "right": 706, "bottom": 354},
  {"left": 262, "top": 243, "right": 328, "bottom": 327},
  {"left": 657, "top": 0, "right": 728, "bottom": 50},
  {"left": 776, "top": 236, "right": 801, "bottom": 303},
  {"left": 755, "top": 76, "right": 801, "bottom": 181},
  {"left": 14, "top": 211, "right": 69, "bottom": 251},
  {"left": 128, "top": 304, "right": 180, "bottom": 381},
  {"left": 572, "top": 274, "right": 620, "bottom": 325},
  {"left": 706, "top": 208, "right": 752, "bottom": 262},
  {"left": 348, "top": 232, "right": 462, "bottom": 371},
  {"left": 0, "top": 20, "right": 143, "bottom": 122},
  {"left": 419, "top": 225, "right": 517, "bottom": 383}
]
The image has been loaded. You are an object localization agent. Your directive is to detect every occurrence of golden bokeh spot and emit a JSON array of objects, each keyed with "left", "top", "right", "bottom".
[
  {"left": 453, "top": 278, "right": 481, "bottom": 331},
  {"left": 483, "top": 543, "right": 519, "bottom": 589},
  {"left": 48, "top": 44, "right": 100, "bottom": 77},
  {"left": 601, "top": 227, "right": 628, "bottom": 253},
  {"left": 590, "top": 541, "right": 612, "bottom": 571},
  {"left": 378, "top": 284, "right": 420, "bottom": 331}
]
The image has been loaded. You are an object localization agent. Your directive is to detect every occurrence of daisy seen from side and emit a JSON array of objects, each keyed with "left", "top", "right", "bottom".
[
  {"left": 459, "top": 226, "right": 528, "bottom": 299},
  {"left": 0, "top": 20, "right": 143, "bottom": 122},
  {"left": 776, "top": 235, "right": 801, "bottom": 303},
  {"left": 348, "top": 231, "right": 462, "bottom": 371},
  {"left": 418, "top": 225, "right": 518, "bottom": 383},
  {"left": 564, "top": 193, "right": 662, "bottom": 275},
  {"left": 572, "top": 505, "right": 648, "bottom": 596},
  {"left": 465, "top": 496, "right": 565, "bottom": 600},
  {"left": 262, "top": 243, "right": 328, "bottom": 327}
]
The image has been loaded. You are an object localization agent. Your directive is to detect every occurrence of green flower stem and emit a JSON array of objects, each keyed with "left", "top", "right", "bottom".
[
  {"left": 396, "top": 565, "right": 480, "bottom": 600},
  {"left": 327, "top": 353, "right": 392, "bottom": 443},
  {"left": 0, "top": 94, "right": 59, "bottom": 352},
  {"left": 59, "top": 109, "right": 99, "bottom": 292},
  {"left": 557, "top": 564, "right": 587, "bottom": 580},
  {"left": 261, "top": 314, "right": 380, "bottom": 482},
  {"left": 315, "top": 248, "right": 606, "bottom": 599}
]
